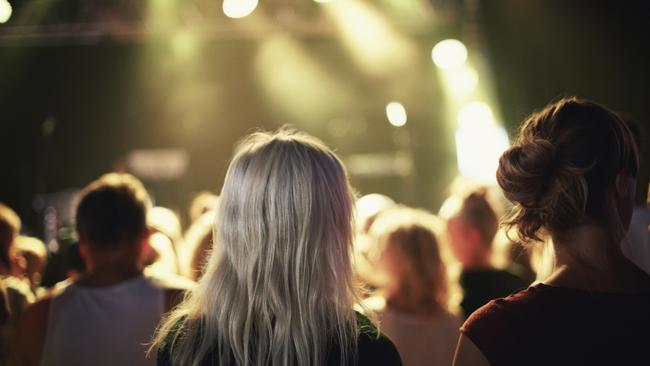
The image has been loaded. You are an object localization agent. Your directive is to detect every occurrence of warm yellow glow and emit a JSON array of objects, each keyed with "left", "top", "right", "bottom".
[
  {"left": 171, "top": 30, "right": 197, "bottom": 59},
  {"left": 314, "top": 0, "right": 332, "bottom": 3},
  {"left": 432, "top": 39, "right": 468, "bottom": 69},
  {"left": 0, "top": 0, "right": 12, "bottom": 24},
  {"left": 455, "top": 102, "right": 509, "bottom": 183},
  {"left": 324, "top": 0, "right": 415, "bottom": 76},
  {"left": 223, "top": 0, "right": 258, "bottom": 19},
  {"left": 441, "top": 65, "right": 479, "bottom": 97},
  {"left": 457, "top": 101, "right": 493, "bottom": 128},
  {"left": 255, "top": 34, "right": 349, "bottom": 124},
  {"left": 386, "top": 102, "right": 407, "bottom": 127}
]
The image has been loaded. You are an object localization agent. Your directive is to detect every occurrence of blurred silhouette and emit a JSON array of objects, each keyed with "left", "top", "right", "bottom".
[
  {"left": 0, "top": 203, "right": 34, "bottom": 365},
  {"left": 364, "top": 206, "right": 461, "bottom": 366},
  {"left": 11, "top": 173, "right": 190, "bottom": 366},
  {"left": 440, "top": 189, "right": 526, "bottom": 318}
]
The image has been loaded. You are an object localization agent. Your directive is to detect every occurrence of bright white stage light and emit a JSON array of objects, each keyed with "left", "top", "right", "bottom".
[
  {"left": 432, "top": 39, "right": 468, "bottom": 69},
  {"left": 386, "top": 102, "right": 407, "bottom": 127},
  {"left": 0, "top": 0, "right": 13, "bottom": 24},
  {"left": 223, "top": 0, "right": 258, "bottom": 19}
]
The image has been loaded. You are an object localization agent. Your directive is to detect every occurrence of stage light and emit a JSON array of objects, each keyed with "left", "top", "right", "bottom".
[
  {"left": 386, "top": 102, "right": 407, "bottom": 127},
  {"left": 442, "top": 66, "right": 479, "bottom": 97},
  {"left": 432, "top": 39, "right": 467, "bottom": 69},
  {"left": 458, "top": 101, "right": 493, "bottom": 128},
  {"left": 255, "top": 35, "right": 349, "bottom": 124},
  {"left": 223, "top": 0, "right": 258, "bottom": 19},
  {"left": 455, "top": 101, "right": 509, "bottom": 183},
  {"left": 171, "top": 30, "right": 197, "bottom": 59},
  {"left": 0, "top": 0, "right": 12, "bottom": 24},
  {"left": 324, "top": 0, "right": 415, "bottom": 76}
]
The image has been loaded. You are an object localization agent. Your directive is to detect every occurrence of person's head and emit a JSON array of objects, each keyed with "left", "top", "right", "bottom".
[
  {"left": 497, "top": 97, "right": 639, "bottom": 245},
  {"left": 155, "top": 128, "right": 358, "bottom": 365},
  {"left": 75, "top": 173, "right": 151, "bottom": 270},
  {"left": 440, "top": 189, "right": 498, "bottom": 268},
  {"left": 368, "top": 207, "right": 454, "bottom": 315},
  {"left": 0, "top": 203, "right": 21, "bottom": 273},
  {"left": 183, "top": 210, "right": 216, "bottom": 280},
  {"left": 188, "top": 191, "right": 219, "bottom": 223},
  {"left": 148, "top": 206, "right": 182, "bottom": 246},
  {"left": 14, "top": 236, "right": 47, "bottom": 288}
]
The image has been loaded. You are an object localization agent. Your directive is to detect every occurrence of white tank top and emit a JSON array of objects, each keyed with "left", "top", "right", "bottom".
[{"left": 40, "top": 275, "right": 165, "bottom": 366}]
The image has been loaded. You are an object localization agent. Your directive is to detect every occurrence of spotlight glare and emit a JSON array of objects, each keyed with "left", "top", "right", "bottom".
[
  {"left": 386, "top": 102, "right": 407, "bottom": 127},
  {"left": 0, "top": 0, "right": 12, "bottom": 24},
  {"left": 223, "top": 0, "right": 258, "bottom": 19},
  {"left": 443, "top": 66, "right": 479, "bottom": 97},
  {"left": 432, "top": 39, "right": 468, "bottom": 69},
  {"left": 458, "top": 101, "right": 494, "bottom": 128}
]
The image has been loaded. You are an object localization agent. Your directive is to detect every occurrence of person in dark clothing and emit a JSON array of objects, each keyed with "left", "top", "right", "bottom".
[
  {"left": 152, "top": 129, "right": 402, "bottom": 366},
  {"left": 442, "top": 190, "right": 526, "bottom": 318},
  {"left": 454, "top": 97, "right": 650, "bottom": 366},
  {"left": 157, "top": 313, "right": 401, "bottom": 366}
]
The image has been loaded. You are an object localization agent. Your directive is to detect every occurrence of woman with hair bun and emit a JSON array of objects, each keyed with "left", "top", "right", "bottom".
[
  {"left": 453, "top": 97, "right": 650, "bottom": 366},
  {"left": 153, "top": 129, "right": 402, "bottom": 366}
]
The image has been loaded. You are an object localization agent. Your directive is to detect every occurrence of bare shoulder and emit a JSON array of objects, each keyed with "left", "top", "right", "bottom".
[
  {"left": 10, "top": 297, "right": 52, "bottom": 366},
  {"left": 453, "top": 334, "right": 490, "bottom": 366}
]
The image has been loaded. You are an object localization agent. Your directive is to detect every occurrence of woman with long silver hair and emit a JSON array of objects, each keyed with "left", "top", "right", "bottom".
[{"left": 153, "top": 129, "right": 402, "bottom": 366}]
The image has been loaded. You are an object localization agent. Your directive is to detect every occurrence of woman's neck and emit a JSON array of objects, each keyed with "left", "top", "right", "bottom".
[{"left": 544, "top": 225, "right": 650, "bottom": 293}]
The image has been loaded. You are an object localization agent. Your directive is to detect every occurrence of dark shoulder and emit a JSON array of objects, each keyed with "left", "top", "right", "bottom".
[
  {"left": 12, "top": 296, "right": 52, "bottom": 366},
  {"left": 461, "top": 284, "right": 543, "bottom": 333},
  {"left": 460, "top": 285, "right": 547, "bottom": 364},
  {"left": 355, "top": 312, "right": 402, "bottom": 366}
]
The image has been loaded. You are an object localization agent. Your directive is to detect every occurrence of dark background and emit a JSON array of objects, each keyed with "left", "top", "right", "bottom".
[{"left": 1, "top": 0, "right": 648, "bottom": 236}]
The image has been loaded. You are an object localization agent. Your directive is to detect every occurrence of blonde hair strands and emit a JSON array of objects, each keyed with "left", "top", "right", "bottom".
[{"left": 153, "top": 129, "right": 360, "bottom": 366}]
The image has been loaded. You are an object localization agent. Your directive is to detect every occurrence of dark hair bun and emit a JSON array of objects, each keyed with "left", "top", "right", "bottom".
[
  {"left": 497, "top": 139, "right": 556, "bottom": 209},
  {"left": 496, "top": 97, "right": 638, "bottom": 243}
]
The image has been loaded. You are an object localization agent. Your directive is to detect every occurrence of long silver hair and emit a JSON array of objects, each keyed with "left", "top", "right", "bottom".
[{"left": 153, "top": 129, "right": 359, "bottom": 365}]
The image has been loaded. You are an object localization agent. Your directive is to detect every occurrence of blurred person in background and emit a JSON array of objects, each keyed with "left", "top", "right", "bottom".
[
  {"left": 620, "top": 183, "right": 650, "bottom": 274},
  {"left": 364, "top": 206, "right": 461, "bottom": 366},
  {"left": 0, "top": 203, "right": 34, "bottom": 366},
  {"left": 153, "top": 129, "right": 402, "bottom": 366},
  {"left": 1, "top": 282, "right": 9, "bottom": 327},
  {"left": 353, "top": 193, "right": 398, "bottom": 295},
  {"left": 181, "top": 210, "right": 216, "bottom": 280},
  {"left": 454, "top": 97, "right": 650, "bottom": 366},
  {"left": 145, "top": 207, "right": 184, "bottom": 276},
  {"left": 11, "top": 173, "right": 189, "bottom": 366},
  {"left": 440, "top": 190, "right": 526, "bottom": 318},
  {"left": 13, "top": 237, "right": 48, "bottom": 298},
  {"left": 619, "top": 115, "right": 649, "bottom": 274},
  {"left": 188, "top": 191, "right": 218, "bottom": 224}
]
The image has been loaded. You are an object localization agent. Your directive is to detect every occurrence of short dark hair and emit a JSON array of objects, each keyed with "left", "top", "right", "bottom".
[
  {"left": 75, "top": 173, "right": 150, "bottom": 249},
  {"left": 0, "top": 203, "right": 21, "bottom": 268},
  {"left": 497, "top": 97, "right": 638, "bottom": 243}
]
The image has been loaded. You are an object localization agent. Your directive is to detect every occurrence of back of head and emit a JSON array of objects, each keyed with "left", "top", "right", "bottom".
[
  {"left": 497, "top": 97, "right": 638, "bottom": 243},
  {"left": 75, "top": 173, "right": 151, "bottom": 250},
  {"left": 368, "top": 207, "right": 452, "bottom": 314},
  {"left": 457, "top": 190, "right": 499, "bottom": 247},
  {"left": 0, "top": 203, "right": 21, "bottom": 270},
  {"left": 159, "top": 128, "right": 358, "bottom": 366}
]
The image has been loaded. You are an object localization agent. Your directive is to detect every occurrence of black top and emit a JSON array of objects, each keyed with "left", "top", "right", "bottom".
[
  {"left": 459, "top": 268, "right": 526, "bottom": 318},
  {"left": 462, "top": 284, "right": 650, "bottom": 366},
  {"left": 157, "top": 312, "right": 402, "bottom": 366}
]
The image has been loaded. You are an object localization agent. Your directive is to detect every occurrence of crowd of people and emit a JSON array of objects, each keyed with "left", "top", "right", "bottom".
[{"left": 0, "top": 97, "right": 648, "bottom": 365}]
